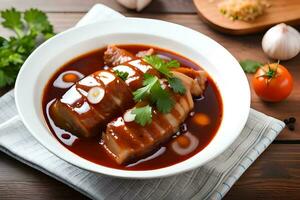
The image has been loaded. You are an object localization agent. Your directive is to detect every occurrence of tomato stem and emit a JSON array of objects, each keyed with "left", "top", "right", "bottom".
[{"left": 256, "top": 60, "right": 280, "bottom": 84}]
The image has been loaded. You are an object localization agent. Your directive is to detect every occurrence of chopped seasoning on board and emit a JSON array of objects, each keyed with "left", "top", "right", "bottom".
[{"left": 218, "top": 0, "right": 270, "bottom": 21}]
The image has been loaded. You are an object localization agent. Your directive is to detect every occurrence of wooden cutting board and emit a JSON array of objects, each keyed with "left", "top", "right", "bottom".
[{"left": 193, "top": 0, "right": 300, "bottom": 35}]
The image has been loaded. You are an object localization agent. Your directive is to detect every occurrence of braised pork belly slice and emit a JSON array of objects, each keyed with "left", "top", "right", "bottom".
[
  {"left": 104, "top": 45, "right": 135, "bottom": 66},
  {"left": 104, "top": 45, "right": 206, "bottom": 93},
  {"left": 103, "top": 91, "right": 194, "bottom": 165},
  {"left": 104, "top": 45, "right": 159, "bottom": 90},
  {"left": 50, "top": 46, "right": 158, "bottom": 138},
  {"left": 102, "top": 71, "right": 206, "bottom": 165},
  {"left": 104, "top": 45, "right": 154, "bottom": 67},
  {"left": 50, "top": 70, "right": 133, "bottom": 138}
]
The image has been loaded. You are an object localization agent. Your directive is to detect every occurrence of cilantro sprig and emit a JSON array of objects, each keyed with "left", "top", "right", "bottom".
[
  {"left": 143, "top": 55, "right": 186, "bottom": 94},
  {"left": 133, "top": 74, "right": 174, "bottom": 114},
  {"left": 0, "top": 8, "right": 55, "bottom": 87},
  {"left": 132, "top": 55, "right": 188, "bottom": 126},
  {"left": 132, "top": 105, "right": 152, "bottom": 126}
]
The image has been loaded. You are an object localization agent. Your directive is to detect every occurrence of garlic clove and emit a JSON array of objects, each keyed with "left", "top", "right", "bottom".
[
  {"left": 262, "top": 23, "right": 300, "bottom": 60},
  {"left": 87, "top": 87, "right": 105, "bottom": 104},
  {"left": 117, "top": 0, "right": 152, "bottom": 12}
]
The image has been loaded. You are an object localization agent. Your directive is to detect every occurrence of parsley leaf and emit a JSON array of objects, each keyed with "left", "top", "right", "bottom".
[
  {"left": 143, "top": 55, "right": 186, "bottom": 95},
  {"left": 133, "top": 74, "right": 173, "bottom": 113},
  {"left": 1, "top": 8, "right": 23, "bottom": 37},
  {"left": 113, "top": 70, "right": 129, "bottom": 81},
  {"left": 24, "top": 9, "right": 54, "bottom": 37},
  {"left": 132, "top": 55, "right": 188, "bottom": 125},
  {"left": 168, "top": 77, "right": 186, "bottom": 94},
  {"left": 133, "top": 74, "right": 158, "bottom": 102},
  {"left": 0, "top": 70, "right": 16, "bottom": 87},
  {"left": 0, "top": 8, "right": 55, "bottom": 88},
  {"left": 150, "top": 82, "right": 174, "bottom": 113},
  {"left": 0, "top": 36, "right": 7, "bottom": 46},
  {"left": 143, "top": 55, "right": 179, "bottom": 78},
  {"left": 165, "top": 59, "right": 180, "bottom": 68},
  {"left": 239, "top": 60, "right": 262, "bottom": 73},
  {"left": 132, "top": 105, "right": 152, "bottom": 126}
]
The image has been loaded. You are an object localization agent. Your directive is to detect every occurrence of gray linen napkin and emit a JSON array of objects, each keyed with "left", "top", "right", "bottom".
[{"left": 0, "top": 4, "right": 285, "bottom": 200}]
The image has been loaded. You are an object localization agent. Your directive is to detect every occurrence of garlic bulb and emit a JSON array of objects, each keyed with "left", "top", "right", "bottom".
[
  {"left": 262, "top": 23, "right": 300, "bottom": 60},
  {"left": 117, "top": 0, "right": 152, "bottom": 12}
]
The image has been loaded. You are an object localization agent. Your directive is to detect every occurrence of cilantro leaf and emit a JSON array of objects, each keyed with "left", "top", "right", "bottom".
[
  {"left": 150, "top": 82, "right": 174, "bottom": 113},
  {"left": 143, "top": 55, "right": 186, "bottom": 95},
  {"left": 24, "top": 9, "right": 54, "bottom": 36},
  {"left": 0, "top": 36, "right": 7, "bottom": 46},
  {"left": 133, "top": 74, "right": 158, "bottom": 102},
  {"left": 239, "top": 60, "right": 262, "bottom": 73},
  {"left": 0, "top": 8, "right": 24, "bottom": 37},
  {"left": 165, "top": 59, "right": 180, "bottom": 68},
  {"left": 143, "top": 55, "right": 180, "bottom": 78},
  {"left": 113, "top": 70, "right": 129, "bottom": 81},
  {"left": 0, "top": 70, "right": 15, "bottom": 87},
  {"left": 133, "top": 73, "right": 174, "bottom": 114},
  {"left": 132, "top": 55, "right": 186, "bottom": 124},
  {"left": 0, "top": 8, "right": 55, "bottom": 88},
  {"left": 132, "top": 105, "right": 152, "bottom": 126},
  {"left": 168, "top": 77, "right": 186, "bottom": 94}
]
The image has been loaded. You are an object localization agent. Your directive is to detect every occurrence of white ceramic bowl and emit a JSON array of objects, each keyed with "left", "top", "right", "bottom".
[{"left": 15, "top": 18, "right": 250, "bottom": 179}]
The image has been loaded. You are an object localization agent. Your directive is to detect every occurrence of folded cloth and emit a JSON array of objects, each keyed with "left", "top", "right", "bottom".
[{"left": 0, "top": 4, "right": 285, "bottom": 200}]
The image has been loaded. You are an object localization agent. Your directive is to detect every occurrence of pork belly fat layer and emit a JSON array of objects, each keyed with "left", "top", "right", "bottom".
[
  {"left": 102, "top": 60, "right": 207, "bottom": 164},
  {"left": 50, "top": 70, "right": 134, "bottom": 138},
  {"left": 103, "top": 90, "right": 195, "bottom": 165},
  {"left": 104, "top": 45, "right": 159, "bottom": 91}
]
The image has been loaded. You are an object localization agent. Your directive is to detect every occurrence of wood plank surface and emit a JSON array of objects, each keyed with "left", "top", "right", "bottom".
[
  {"left": 0, "top": 0, "right": 196, "bottom": 13},
  {"left": 0, "top": 152, "right": 86, "bottom": 199},
  {"left": 1, "top": 144, "right": 300, "bottom": 200},
  {"left": 224, "top": 144, "right": 300, "bottom": 200},
  {"left": 193, "top": 0, "right": 300, "bottom": 35}
]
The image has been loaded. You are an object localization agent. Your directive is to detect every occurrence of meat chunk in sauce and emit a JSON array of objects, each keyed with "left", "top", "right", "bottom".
[
  {"left": 50, "top": 70, "right": 133, "bottom": 138},
  {"left": 50, "top": 46, "right": 157, "bottom": 138},
  {"left": 104, "top": 45, "right": 135, "bottom": 66},
  {"left": 103, "top": 68, "right": 207, "bottom": 165}
]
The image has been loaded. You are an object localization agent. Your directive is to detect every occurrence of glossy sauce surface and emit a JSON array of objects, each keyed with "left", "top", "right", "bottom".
[{"left": 43, "top": 45, "right": 223, "bottom": 170}]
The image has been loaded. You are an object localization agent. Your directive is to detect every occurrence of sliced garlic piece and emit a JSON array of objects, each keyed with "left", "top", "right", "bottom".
[
  {"left": 124, "top": 109, "right": 136, "bottom": 122},
  {"left": 87, "top": 87, "right": 105, "bottom": 104}
]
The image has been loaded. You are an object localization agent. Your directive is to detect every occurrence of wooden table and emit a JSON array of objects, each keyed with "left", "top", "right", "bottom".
[{"left": 0, "top": 1, "right": 299, "bottom": 199}]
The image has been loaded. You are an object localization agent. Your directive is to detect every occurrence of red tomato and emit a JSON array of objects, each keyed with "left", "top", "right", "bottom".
[{"left": 252, "top": 63, "right": 293, "bottom": 102}]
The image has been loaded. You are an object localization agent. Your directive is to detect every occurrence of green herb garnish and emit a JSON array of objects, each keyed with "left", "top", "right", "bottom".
[
  {"left": 143, "top": 55, "right": 180, "bottom": 77},
  {"left": 113, "top": 70, "right": 129, "bottom": 81},
  {"left": 132, "top": 105, "right": 152, "bottom": 126},
  {"left": 0, "top": 8, "right": 55, "bottom": 87},
  {"left": 131, "top": 55, "right": 188, "bottom": 126},
  {"left": 133, "top": 74, "right": 174, "bottom": 114},
  {"left": 239, "top": 60, "right": 262, "bottom": 73},
  {"left": 143, "top": 55, "right": 186, "bottom": 94},
  {"left": 168, "top": 77, "right": 186, "bottom": 94}
]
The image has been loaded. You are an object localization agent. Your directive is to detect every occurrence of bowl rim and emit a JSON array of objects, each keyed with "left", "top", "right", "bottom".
[{"left": 15, "top": 17, "right": 250, "bottom": 179}]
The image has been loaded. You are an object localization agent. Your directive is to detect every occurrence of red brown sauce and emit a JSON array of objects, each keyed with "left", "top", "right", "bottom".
[{"left": 42, "top": 45, "right": 223, "bottom": 170}]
